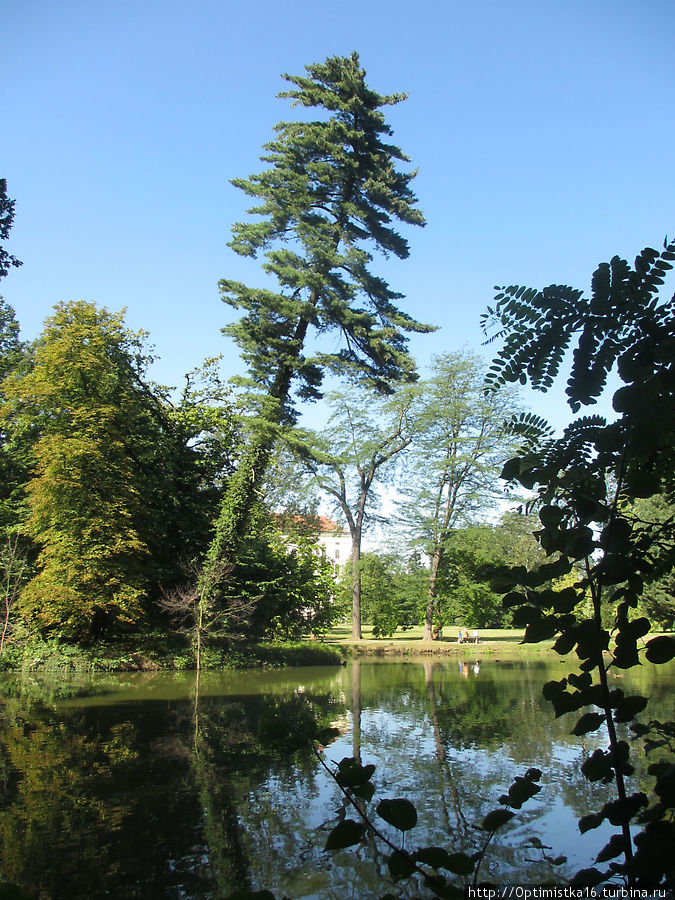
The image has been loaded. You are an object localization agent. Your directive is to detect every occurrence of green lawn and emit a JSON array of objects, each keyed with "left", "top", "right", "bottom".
[{"left": 317, "top": 624, "right": 549, "bottom": 654}]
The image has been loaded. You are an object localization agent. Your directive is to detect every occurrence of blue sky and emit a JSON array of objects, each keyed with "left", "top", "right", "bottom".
[{"left": 4, "top": 0, "right": 674, "bottom": 432}]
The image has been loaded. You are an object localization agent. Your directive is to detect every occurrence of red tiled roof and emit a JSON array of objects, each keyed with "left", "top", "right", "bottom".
[{"left": 273, "top": 513, "right": 342, "bottom": 532}]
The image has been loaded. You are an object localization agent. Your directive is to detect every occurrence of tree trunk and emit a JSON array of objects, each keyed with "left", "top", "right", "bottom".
[
  {"left": 423, "top": 544, "right": 443, "bottom": 641},
  {"left": 1, "top": 596, "right": 9, "bottom": 654},
  {"left": 351, "top": 659, "right": 361, "bottom": 763},
  {"left": 196, "top": 598, "right": 203, "bottom": 672},
  {"left": 351, "top": 529, "right": 362, "bottom": 640},
  {"left": 205, "top": 314, "right": 314, "bottom": 576},
  {"left": 206, "top": 431, "right": 275, "bottom": 566}
]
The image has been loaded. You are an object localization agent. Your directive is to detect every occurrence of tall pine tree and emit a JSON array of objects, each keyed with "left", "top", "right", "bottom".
[{"left": 209, "top": 52, "right": 429, "bottom": 568}]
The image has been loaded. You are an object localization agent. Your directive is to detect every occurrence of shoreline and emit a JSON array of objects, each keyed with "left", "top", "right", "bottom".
[
  {"left": 3, "top": 629, "right": 668, "bottom": 673},
  {"left": 0, "top": 635, "right": 553, "bottom": 674}
]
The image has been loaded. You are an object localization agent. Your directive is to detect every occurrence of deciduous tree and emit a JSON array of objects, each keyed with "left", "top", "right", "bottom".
[
  {"left": 3, "top": 301, "right": 230, "bottom": 640},
  {"left": 437, "top": 513, "right": 545, "bottom": 629},
  {"left": 400, "top": 352, "right": 519, "bottom": 640},
  {"left": 0, "top": 180, "right": 29, "bottom": 535},
  {"left": 0, "top": 298, "right": 31, "bottom": 535},
  {"left": 0, "top": 179, "right": 22, "bottom": 281},
  {"left": 291, "top": 388, "right": 413, "bottom": 639}
]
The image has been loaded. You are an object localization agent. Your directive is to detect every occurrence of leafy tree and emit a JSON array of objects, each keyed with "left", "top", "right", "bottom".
[
  {"left": 0, "top": 187, "right": 32, "bottom": 654},
  {"left": 482, "top": 238, "right": 675, "bottom": 886},
  {"left": 339, "top": 550, "right": 428, "bottom": 637},
  {"left": 0, "top": 179, "right": 22, "bottom": 281},
  {"left": 220, "top": 509, "right": 337, "bottom": 642},
  {"left": 3, "top": 302, "right": 160, "bottom": 637},
  {"left": 3, "top": 301, "right": 224, "bottom": 641},
  {"left": 0, "top": 298, "right": 31, "bottom": 535},
  {"left": 0, "top": 179, "right": 29, "bottom": 535},
  {"left": 166, "top": 357, "right": 242, "bottom": 563},
  {"left": 0, "top": 532, "right": 28, "bottom": 654},
  {"left": 437, "top": 514, "right": 545, "bottom": 628},
  {"left": 207, "top": 52, "right": 429, "bottom": 577},
  {"left": 0, "top": 297, "right": 23, "bottom": 382},
  {"left": 630, "top": 493, "right": 675, "bottom": 631},
  {"left": 291, "top": 388, "right": 413, "bottom": 639},
  {"left": 400, "top": 351, "right": 519, "bottom": 639}
]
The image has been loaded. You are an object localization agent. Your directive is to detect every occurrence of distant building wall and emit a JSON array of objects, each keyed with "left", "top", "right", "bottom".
[
  {"left": 316, "top": 522, "right": 352, "bottom": 569},
  {"left": 274, "top": 514, "right": 351, "bottom": 572}
]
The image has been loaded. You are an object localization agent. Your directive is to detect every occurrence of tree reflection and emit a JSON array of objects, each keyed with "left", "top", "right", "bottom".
[{"left": 0, "top": 660, "right": 671, "bottom": 897}]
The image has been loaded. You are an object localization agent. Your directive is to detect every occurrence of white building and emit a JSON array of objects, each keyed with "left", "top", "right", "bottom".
[
  {"left": 274, "top": 514, "right": 351, "bottom": 572},
  {"left": 314, "top": 516, "right": 352, "bottom": 569}
]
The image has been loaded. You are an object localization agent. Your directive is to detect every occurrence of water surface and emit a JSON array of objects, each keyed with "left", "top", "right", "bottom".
[{"left": 0, "top": 657, "right": 672, "bottom": 898}]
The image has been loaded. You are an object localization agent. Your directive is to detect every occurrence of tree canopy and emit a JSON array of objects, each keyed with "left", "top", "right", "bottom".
[
  {"left": 0, "top": 179, "right": 22, "bottom": 281},
  {"left": 223, "top": 52, "right": 430, "bottom": 415},
  {"left": 290, "top": 386, "right": 413, "bottom": 638},
  {"left": 208, "top": 53, "right": 429, "bottom": 565},
  {"left": 2, "top": 301, "right": 223, "bottom": 639},
  {"left": 400, "top": 351, "right": 519, "bottom": 639}
]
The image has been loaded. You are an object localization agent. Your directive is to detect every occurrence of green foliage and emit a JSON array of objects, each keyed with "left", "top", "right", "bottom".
[
  {"left": 629, "top": 493, "right": 675, "bottom": 631},
  {"left": 208, "top": 52, "right": 429, "bottom": 567},
  {"left": 324, "top": 818, "right": 366, "bottom": 851},
  {"left": 0, "top": 299, "right": 31, "bottom": 536},
  {"left": 0, "top": 184, "right": 27, "bottom": 538},
  {"left": 400, "top": 351, "right": 520, "bottom": 638},
  {"left": 0, "top": 179, "right": 22, "bottom": 281},
  {"left": 2, "top": 301, "right": 228, "bottom": 641},
  {"left": 377, "top": 798, "right": 418, "bottom": 832},
  {"left": 338, "top": 551, "right": 428, "bottom": 637},
  {"left": 288, "top": 385, "right": 414, "bottom": 638},
  {"left": 482, "top": 238, "right": 675, "bottom": 887},
  {"left": 217, "top": 510, "right": 337, "bottom": 642},
  {"left": 223, "top": 52, "right": 429, "bottom": 414},
  {"left": 436, "top": 514, "right": 546, "bottom": 628},
  {"left": 169, "top": 356, "right": 242, "bottom": 544},
  {"left": 0, "top": 532, "right": 29, "bottom": 654}
]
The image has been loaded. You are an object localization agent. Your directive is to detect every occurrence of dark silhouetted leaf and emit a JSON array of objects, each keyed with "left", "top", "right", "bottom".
[
  {"left": 335, "top": 757, "right": 375, "bottom": 787},
  {"left": 579, "top": 812, "right": 605, "bottom": 833},
  {"left": 442, "top": 852, "right": 476, "bottom": 875},
  {"left": 324, "top": 819, "right": 366, "bottom": 850},
  {"left": 570, "top": 867, "right": 607, "bottom": 887},
  {"left": 481, "top": 808, "right": 515, "bottom": 831},
  {"left": 387, "top": 849, "right": 416, "bottom": 879},
  {"left": 522, "top": 618, "right": 558, "bottom": 643},
  {"left": 572, "top": 712, "right": 605, "bottom": 735},
  {"left": 351, "top": 781, "right": 375, "bottom": 802},
  {"left": 654, "top": 767, "right": 675, "bottom": 806},
  {"left": 603, "top": 792, "right": 648, "bottom": 825},
  {"left": 582, "top": 749, "right": 613, "bottom": 783},
  {"left": 596, "top": 833, "right": 628, "bottom": 863},
  {"left": 416, "top": 846, "right": 454, "bottom": 870},
  {"left": 613, "top": 694, "right": 648, "bottom": 723},
  {"left": 377, "top": 798, "right": 418, "bottom": 832},
  {"left": 553, "top": 631, "right": 577, "bottom": 655},
  {"left": 645, "top": 636, "right": 675, "bottom": 665}
]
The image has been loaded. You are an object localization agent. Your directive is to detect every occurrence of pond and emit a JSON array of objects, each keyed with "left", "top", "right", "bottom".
[{"left": 0, "top": 657, "right": 672, "bottom": 898}]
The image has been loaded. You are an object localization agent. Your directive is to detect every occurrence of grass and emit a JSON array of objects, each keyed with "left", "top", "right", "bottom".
[
  {"left": 317, "top": 624, "right": 555, "bottom": 656},
  {"left": 1, "top": 633, "right": 346, "bottom": 673}
]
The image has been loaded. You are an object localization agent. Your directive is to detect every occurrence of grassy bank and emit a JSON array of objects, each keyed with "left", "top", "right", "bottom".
[
  {"left": 0, "top": 633, "right": 346, "bottom": 674},
  {"left": 320, "top": 625, "right": 556, "bottom": 656}
]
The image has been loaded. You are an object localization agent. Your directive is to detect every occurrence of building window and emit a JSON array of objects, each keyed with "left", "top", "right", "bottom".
[{"left": 335, "top": 547, "right": 340, "bottom": 559}]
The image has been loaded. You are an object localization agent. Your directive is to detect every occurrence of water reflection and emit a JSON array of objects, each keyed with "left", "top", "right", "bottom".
[{"left": 0, "top": 659, "right": 672, "bottom": 898}]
